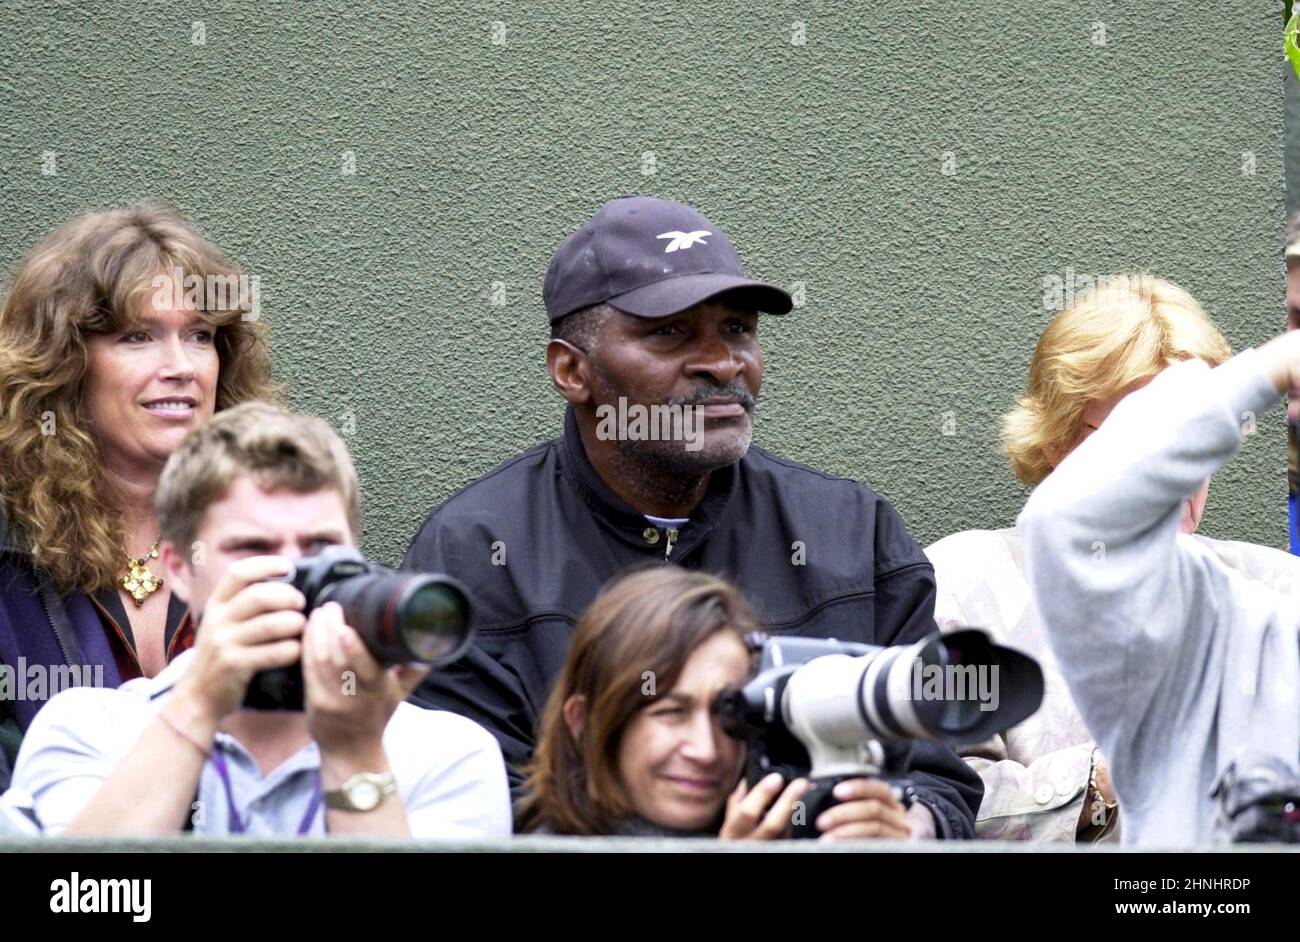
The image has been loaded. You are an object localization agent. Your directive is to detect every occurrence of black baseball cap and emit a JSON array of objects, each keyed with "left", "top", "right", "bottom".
[{"left": 543, "top": 195, "right": 794, "bottom": 323}]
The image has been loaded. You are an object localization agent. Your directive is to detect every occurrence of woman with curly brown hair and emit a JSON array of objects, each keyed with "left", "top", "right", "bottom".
[{"left": 0, "top": 205, "right": 277, "bottom": 783}]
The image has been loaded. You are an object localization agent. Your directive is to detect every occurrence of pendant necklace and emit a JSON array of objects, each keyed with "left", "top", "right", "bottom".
[{"left": 122, "top": 536, "right": 164, "bottom": 607}]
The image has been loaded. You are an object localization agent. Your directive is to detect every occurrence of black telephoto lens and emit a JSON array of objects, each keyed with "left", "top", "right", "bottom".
[{"left": 323, "top": 571, "right": 473, "bottom": 667}]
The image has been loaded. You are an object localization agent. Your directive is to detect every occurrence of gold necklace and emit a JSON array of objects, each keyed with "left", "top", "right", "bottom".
[{"left": 122, "top": 537, "right": 163, "bottom": 607}]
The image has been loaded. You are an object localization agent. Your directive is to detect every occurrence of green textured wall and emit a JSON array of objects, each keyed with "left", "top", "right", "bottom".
[
  {"left": 0, "top": 1, "right": 1287, "bottom": 565},
  {"left": 1285, "top": 60, "right": 1300, "bottom": 215}
]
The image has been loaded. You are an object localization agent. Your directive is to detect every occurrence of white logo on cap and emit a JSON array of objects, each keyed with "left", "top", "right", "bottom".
[{"left": 657, "top": 230, "right": 711, "bottom": 253}]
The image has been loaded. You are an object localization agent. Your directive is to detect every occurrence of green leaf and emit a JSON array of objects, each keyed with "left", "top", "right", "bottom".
[{"left": 1287, "top": 12, "right": 1300, "bottom": 81}]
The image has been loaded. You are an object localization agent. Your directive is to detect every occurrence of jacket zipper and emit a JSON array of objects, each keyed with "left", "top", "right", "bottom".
[
  {"left": 35, "top": 581, "right": 75, "bottom": 668},
  {"left": 664, "top": 528, "right": 679, "bottom": 561}
]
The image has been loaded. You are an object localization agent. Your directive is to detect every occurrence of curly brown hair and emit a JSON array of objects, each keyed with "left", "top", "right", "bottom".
[{"left": 0, "top": 205, "right": 280, "bottom": 593}]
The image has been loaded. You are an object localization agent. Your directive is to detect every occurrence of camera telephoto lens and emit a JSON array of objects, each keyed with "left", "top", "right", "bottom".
[
  {"left": 391, "top": 577, "right": 473, "bottom": 663},
  {"left": 246, "top": 547, "right": 476, "bottom": 710},
  {"left": 324, "top": 571, "right": 473, "bottom": 667}
]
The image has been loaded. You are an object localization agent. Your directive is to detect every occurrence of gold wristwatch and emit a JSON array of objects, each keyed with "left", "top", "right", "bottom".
[{"left": 323, "top": 771, "right": 397, "bottom": 812}]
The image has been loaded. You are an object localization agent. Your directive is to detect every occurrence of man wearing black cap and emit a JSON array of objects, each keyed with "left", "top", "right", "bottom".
[{"left": 404, "top": 196, "right": 981, "bottom": 839}]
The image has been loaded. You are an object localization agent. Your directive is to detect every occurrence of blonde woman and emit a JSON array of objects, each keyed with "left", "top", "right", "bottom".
[
  {"left": 926, "top": 274, "right": 1300, "bottom": 842},
  {"left": 0, "top": 206, "right": 276, "bottom": 784}
]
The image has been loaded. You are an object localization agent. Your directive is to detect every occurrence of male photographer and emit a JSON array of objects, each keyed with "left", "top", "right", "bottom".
[
  {"left": 405, "top": 195, "right": 981, "bottom": 839},
  {"left": 5, "top": 403, "right": 511, "bottom": 838},
  {"left": 1020, "top": 330, "right": 1300, "bottom": 845}
]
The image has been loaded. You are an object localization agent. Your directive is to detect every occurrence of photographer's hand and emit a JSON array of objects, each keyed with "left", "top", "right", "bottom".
[
  {"left": 170, "top": 555, "right": 307, "bottom": 728},
  {"left": 719, "top": 773, "right": 809, "bottom": 840},
  {"left": 301, "top": 601, "right": 430, "bottom": 837},
  {"left": 66, "top": 556, "right": 306, "bottom": 836},
  {"left": 815, "top": 778, "right": 913, "bottom": 841}
]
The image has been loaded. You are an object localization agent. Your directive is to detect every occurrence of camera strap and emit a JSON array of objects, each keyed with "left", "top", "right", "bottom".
[{"left": 210, "top": 744, "right": 322, "bottom": 836}]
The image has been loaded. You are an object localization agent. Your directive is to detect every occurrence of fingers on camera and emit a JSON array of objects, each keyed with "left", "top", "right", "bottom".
[
  {"left": 234, "top": 609, "right": 306, "bottom": 646},
  {"left": 239, "top": 638, "right": 302, "bottom": 672},
  {"left": 818, "top": 798, "right": 909, "bottom": 835},
  {"left": 212, "top": 556, "right": 295, "bottom": 603},
  {"left": 224, "top": 581, "right": 307, "bottom": 624}
]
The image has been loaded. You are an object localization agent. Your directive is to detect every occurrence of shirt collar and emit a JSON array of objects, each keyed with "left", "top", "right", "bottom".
[{"left": 212, "top": 728, "right": 321, "bottom": 778}]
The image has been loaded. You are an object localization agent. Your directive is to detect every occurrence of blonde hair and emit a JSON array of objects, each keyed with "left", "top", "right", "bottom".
[
  {"left": 0, "top": 205, "right": 278, "bottom": 592},
  {"left": 1003, "top": 274, "right": 1232, "bottom": 486},
  {"left": 156, "top": 402, "right": 360, "bottom": 553}
]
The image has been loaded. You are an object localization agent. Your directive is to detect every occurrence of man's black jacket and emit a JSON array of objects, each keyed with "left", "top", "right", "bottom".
[{"left": 403, "top": 407, "right": 982, "bottom": 837}]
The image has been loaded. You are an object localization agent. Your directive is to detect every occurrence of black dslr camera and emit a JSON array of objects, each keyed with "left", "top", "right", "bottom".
[
  {"left": 243, "top": 546, "right": 474, "bottom": 711},
  {"left": 718, "top": 629, "right": 1044, "bottom": 838},
  {"left": 1213, "top": 755, "right": 1300, "bottom": 843}
]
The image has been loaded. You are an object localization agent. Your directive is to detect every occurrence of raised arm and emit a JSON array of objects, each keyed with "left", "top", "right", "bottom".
[{"left": 1017, "top": 342, "right": 1289, "bottom": 801}]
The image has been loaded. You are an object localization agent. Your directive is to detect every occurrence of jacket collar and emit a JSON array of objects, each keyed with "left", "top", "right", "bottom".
[
  {"left": 2, "top": 505, "right": 188, "bottom": 650},
  {"left": 93, "top": 585, "right": 192, "bottom": 656},
  {"left": 557, "top": 404, "right": 738, "bottom": 551},
  {"left": 0, "top": 507, "right": 30, "bottom": 556}
]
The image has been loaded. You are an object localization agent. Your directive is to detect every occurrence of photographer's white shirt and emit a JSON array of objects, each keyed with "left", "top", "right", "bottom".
[{"left": 7, "top": 649, "right": 513, "bottom": 839}]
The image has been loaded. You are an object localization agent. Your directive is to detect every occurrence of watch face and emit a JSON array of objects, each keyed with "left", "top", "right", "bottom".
[{"left": 351, "top": 780, "right": 381, "bottom": 811}]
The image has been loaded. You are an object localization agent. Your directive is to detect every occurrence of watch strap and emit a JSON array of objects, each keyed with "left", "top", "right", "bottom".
[{"left": 322, "top": 770, "right": 397, "bottom": 812}]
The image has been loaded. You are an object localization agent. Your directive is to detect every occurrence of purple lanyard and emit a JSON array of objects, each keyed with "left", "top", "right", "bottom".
[{"left": 210, "top": 743, "right": 323, "bottom": 835}]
